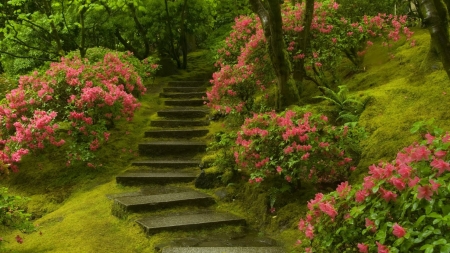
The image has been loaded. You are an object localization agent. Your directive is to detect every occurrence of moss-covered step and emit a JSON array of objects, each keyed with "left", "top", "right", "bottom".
[
  {"left": 131, "top": 159, "right": 201, "bottom": 168},
  {"left": 151, "top": 119, "right": 209, "bottom": 127},
  {"left": 144, "top": 129, "right": 209, "bottom": 138},
  {"left": 165, "top": 99, "right": 206, "bottom": 107},
  {"left": 116, "top": 171, "right": 197, "bottom": 185},
  {"left": 157, "top": 108, "right": 209, "bottom": 118},
  {"left": 113, "top": 191, "right": 215, "bottom": 212},
  {"left": 163, "top": 247, "right": 284, "bottom": 253},
  {"left": 160, "top": 92, "right": 206, "bottom": 99},
  {"left": 167, "top": 81, "right": 208, "bottom": 87},
  {"left": 138, "top": 141, "right": 206, "bottom": 155},
  {"left": 136, "top": 212, "right": 246, "bottom": 235},
  {"left": 163, "top": 87, "right": 206, "bottom": 93}
]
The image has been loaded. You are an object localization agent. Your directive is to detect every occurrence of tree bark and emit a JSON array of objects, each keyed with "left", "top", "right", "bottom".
[
  {"left": 180, "top": 0, "right": 188, "bottom": 69},
  {"left": 249, "top": 0, "right": 299, "bottom": 109},
  {"left": 420, "top": 0, "right": 450, "bottom": 79},
  {"left": 293, "top": 0, "right": 314, "bottom": 83},
  {"left": 127, "top": 3, "right": 150, "bottom": 59},
  {"left": 164, "top": 0, "right": 181, "bottom": 68}
]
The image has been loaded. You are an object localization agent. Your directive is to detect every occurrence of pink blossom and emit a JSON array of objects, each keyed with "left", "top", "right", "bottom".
[
  {"left": 408, "top": 176, "right": 420, "bottom": 188},
  {"left": 417, "top": 185, "right": 434, "bottom": 201},
  {"left": 365, "top": 218, "right": 376, "bottom": 232},
  {"left": 376, "top": 242, "right": 389, "bottom": 253},
  {"left": 336, "top": 181, "right": 351, "bottom": 198},
  {"left": 392, "top": 223, "right": 406, "bottom": 238},
  {"left": 357, "top": 243, "right": 369, "bottom": 253},
  {"left": 305, "top": 224, "right": 314, "bottom": 239}
]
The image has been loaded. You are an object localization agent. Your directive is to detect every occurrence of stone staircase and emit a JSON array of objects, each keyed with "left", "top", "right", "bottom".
[{"left": 110, "top": 80, "right": 284, "bottom": 252}]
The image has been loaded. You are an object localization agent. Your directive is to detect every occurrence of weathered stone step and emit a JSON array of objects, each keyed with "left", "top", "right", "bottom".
[
  {"left": 114, "top": 191, "right": 215, "bottom": 212},
  {"left": 139, "top": 141, "right": 206, "bottom": 155},
  {"left": 163, "top": 247, "right": 285, "bottom": 253},
  {"left": 137, "top": 212, "right": 246, "bottom": 235},
  {"left": 160, "top": 92, "right": 206, "bottom": 99},
  {"left": 131, "top": 159, "right": 201, "bottom": 168},
  {"left": 157, "top": 108, "right": 208, "bottom": 118},
  {"left": 167, "top": 81, "right": 207, "bottom": 87},
  {"left": 151, "top": 119, "right": 209, "bottom": 127},
  {"left": 145, "top": 129, "right": 209, "bottom": 138},
  {"left": 116, "top": 171, "right": 197, "bottom": 185},
  {"left": 165, "top": 99, "right": 206, "bottom": 107},
  {"left": 163, "top": 87, "right": 206, "bottom": 93}
]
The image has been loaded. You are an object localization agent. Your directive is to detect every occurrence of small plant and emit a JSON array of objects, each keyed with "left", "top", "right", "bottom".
[
  {"left": 297, "top": 123, "right": 450, "bottom": 252},
  {"left": 0, "top": 187, "right": 35, "bottom": 249},
  {"left": 315, "top": 85, "right": 370, "bottom": 123}
]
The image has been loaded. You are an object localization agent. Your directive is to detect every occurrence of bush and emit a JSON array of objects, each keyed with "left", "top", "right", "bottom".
[
  {"left": 0, "top": 52, "right": 148, "bottom": 172},
  {"left": 234, "top": 107, "right": 365, "bottom": 186},
  {"left": 297, "top": 124, "right": 450, "bottom": 252}
]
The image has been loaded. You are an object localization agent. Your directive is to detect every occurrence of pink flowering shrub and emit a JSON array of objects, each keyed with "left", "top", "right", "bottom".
[
  {"left": 297, "top": 125, "right": 450, "bottom": 252},
  {"left": 208, "top": 1, "right": 414, "bottom": 115},
  {"left": 234, "top": 108, "right": 364, "bottom": 185},
  {"left": 0, "top": 51, "right": 150, "bottom": 171}
]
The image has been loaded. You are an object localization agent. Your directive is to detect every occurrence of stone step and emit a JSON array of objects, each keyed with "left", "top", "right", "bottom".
[
  {"left": 138, "top": 141, "right": 206, "bottom": 156},
  {"left": 163, "top": 247, "right": 285, "bottom": 253},
  {"left": 137, "top": 212, "right": 246, "bottom": 235},
  {"left": 145, "top": 129, "right": 209, "bottom": 138},
  {"left": 165, "top": 99, "right": 206, "bottom": 107},
  {"left": 167, "top": 81, "right": 208, "bottom": 87},
  {"left": 151, "top": 119, "right": 209, "bottom": 128},
  {"left": 116, "top": 171, "right": 197, "bottom": 185},
  {"left": 160, "top": 92, "right": 206, "bottom": 99},
  {"left": 163, "top": 87, "right": 206, "bottom": 93},
  {"left": 131, "top": 159, "right": 201, "bottom": 168},
  {"left": 114, "top": 191, "right": 215, "bottom": 212},
  {"left": 157, "top": 108, "right": 209, "bottom": 118}
]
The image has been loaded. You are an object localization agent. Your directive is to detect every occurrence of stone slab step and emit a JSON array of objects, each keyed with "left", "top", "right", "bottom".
[
  {"left": 116, "top": 171, "right": 197, "bottom": 185},
  {"left": 151, "top": 119, "right": 209, "bottom": 127},
  {"left": 164, "top": 87, "right": 206, "bottom": 93},
  {"left": 114, "top": 191, "right": 215, "bottom": 212},
  {"left": 139, "top": 141, "right": 206, "bottom": 155},
  {"left": 163, "top": 247, "right": 285, "bottom": 253},
  {"left": 131, "top": 159, "right": 201, "bottom": 168},
  {"left": 160, "top": 92, "right": 206, "bottom": 99},
  {"left": 157, "top": 108, "right": 209, "bottom": 118},
  {"left": 137, "top": 212, "right": 246, "bottom": 235},
  {"left": 145, "top": 129, "right": 209, "bottom": 138},
  {"left": 165, "top": 99, "right": 206, "bottom": 107},
  {"left": 167, "top": 81, "right": 207, "bottom": 87}
]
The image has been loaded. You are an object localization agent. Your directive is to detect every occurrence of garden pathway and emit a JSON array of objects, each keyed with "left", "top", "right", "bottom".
[{"left": 109, "top": 80, "right": 284, "bottom": 252}]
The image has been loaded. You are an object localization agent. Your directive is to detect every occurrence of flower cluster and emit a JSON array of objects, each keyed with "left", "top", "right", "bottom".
[
  {"left": 234, "top": 108, "right": 363, "bottom": 185},
  {"left": 297, "top": 129, "right": 450, "bottom": 252}
]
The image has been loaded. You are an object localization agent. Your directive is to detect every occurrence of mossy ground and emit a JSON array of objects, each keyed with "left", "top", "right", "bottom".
[{"left": 1, "top": 28, "right": 449, "bottom": 252}]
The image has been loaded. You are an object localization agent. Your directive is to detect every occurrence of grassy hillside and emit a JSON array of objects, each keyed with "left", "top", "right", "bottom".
[{"left": 1, "top": 27, "right": 449, "bottom": 252}]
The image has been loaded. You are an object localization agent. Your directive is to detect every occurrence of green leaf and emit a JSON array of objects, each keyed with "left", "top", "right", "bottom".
[
  {"left": 414, "top": 215, "right": 425, "bottom": 228},
  {"left": 393, "top": 237, "right": 404, "bottom": 247},
  {"left": 440, "top": 244, "right": 450, "bottom": 253},
  {"left": 433, "top": 239, "right": 447, "bottom": 246}
]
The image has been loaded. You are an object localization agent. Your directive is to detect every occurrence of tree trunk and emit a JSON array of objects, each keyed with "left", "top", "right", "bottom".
[
  {"left": 128, "top": 3, "right": 150, "bottom": 59},
  {"left": 180, "top": 0, "right": 188, "bottom": 69},
  {"left": 164, "top": 0, "right": 181, "bottom": 68},
  {"left": 293, "top": 0, "right": 314, "bottom": 83},
  {"left": 420, "top": 0, "right": 450, "bottom": 79},
  {"left": 249, "top": 0, "right": 299, "bottom": 109}
]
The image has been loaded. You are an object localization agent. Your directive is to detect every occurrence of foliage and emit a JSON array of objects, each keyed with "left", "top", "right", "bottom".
[
  {"left": 315, "top": 85, "right": 370, "bottom": 123},
  {"left": 207, "top": 131, "right": 238, "bottom": 172},
  {"left": 0, "top": 51, "right": 152, "bottom": 172},
  {"left": 297, "top": 123, "right": 450, "bottom": 252},
  {"left": 234, "top": 107, "right": 365, "bottom": 186},
  {"left": 0, "top": 187, "right": 35, "bottom": 249}
]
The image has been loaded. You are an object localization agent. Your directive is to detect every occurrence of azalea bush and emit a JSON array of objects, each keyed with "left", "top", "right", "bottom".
[
  {"left": 234, "top": 108, "right": 365, "bottom": 186},
  {"left": 297, "top": 124, "right": 450, "bottom": 252},
  {"left": 207, "top": 1, "right": 415, "bottom": 115},
  {"left": 0, "top": 51, "right": 154, "bottom": 171}
]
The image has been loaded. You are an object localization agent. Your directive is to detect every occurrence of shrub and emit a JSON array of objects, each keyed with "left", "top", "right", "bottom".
[
  {"left": 297, "top": 124, "right": 450, "bottom": 252},
  {"left": 234, "top": 107, "right": 365, "bottom": 186},
  {"left": 0, "top": 52, "right": 148, "bottom": 171}
]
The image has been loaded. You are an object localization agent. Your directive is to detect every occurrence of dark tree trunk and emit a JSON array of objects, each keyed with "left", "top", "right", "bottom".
[
  {"left": 293, "top": 0, "right": 314, "bottom": 83},
  {"left": 420, "top": 0, "right": 450, "bottom": 79},
  {"left": 164, "top": 0, "right": 181, "bottom": 68},
  {"left": 128, "top": 3, "right": 150, "bottom": 59},
  {"left": 180, "top": 0, "right": 188, "bottom": 69},
  {"left": 249, "top": 0, "right": 299, "bottom": 109}
]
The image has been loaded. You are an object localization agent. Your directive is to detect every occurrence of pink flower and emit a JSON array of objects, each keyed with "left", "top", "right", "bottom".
[
  {"left": 319, "top": 201, "right": 338, "bottom": 220},
  {"left": 305, "top": 224, "right": 314, "bottom": 239},
  {"left": 336, "top": 181, "right": 351, "bottom": 198},
  {"left": 379, "top": 187, "right": 397, "bottom": 202},
  {"left": 355, "top": 190, "right": 369, "bottom": 203},
  {"left": 390, "top": 177, "right": 405, "bottom": 191},
  {"left": 357, "top": 243, "right": 369, "bottom": 253},
  {"left": 417, "top": 185, "right": 434, "bottom": 201},
  {"left": 425, "top": 133, "right": 435, "bottom": 144},
  {"left": 365, "top": 218, "right": 376, "bottom": 233},
  {"left": 376, "top": 242, "right": 389, "bottom": 253},
  {"left": 392, "top": 223, "right": 406, "bottom": 238},
  {"left": 276, "top": 166, "right": 283, "bottom": 174},
  {"left": 408, "top": 176, "right": 420, "bottom": 188},
  {"left": 429, "top": 179, "right": 440, "bottom": 193}
]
